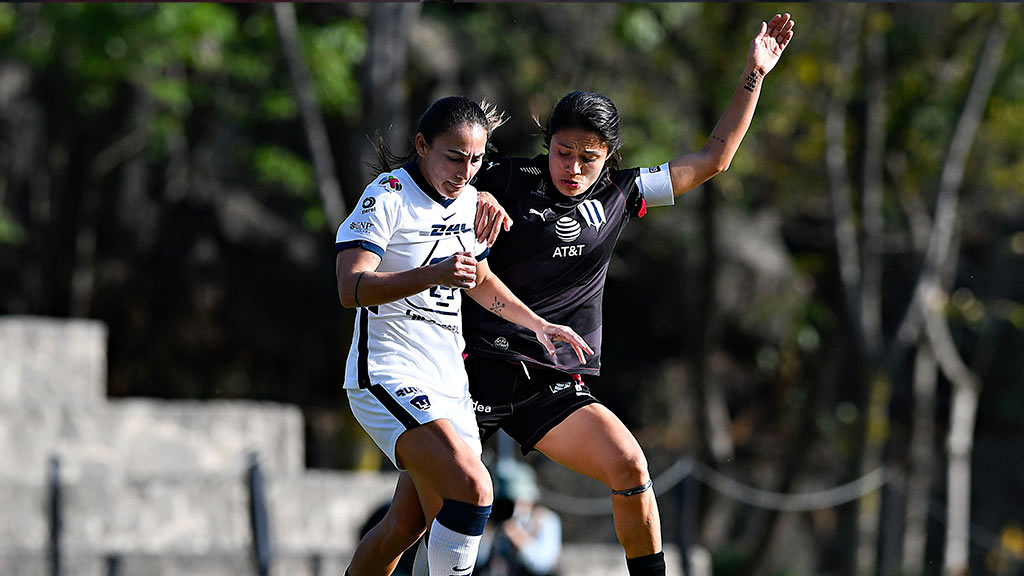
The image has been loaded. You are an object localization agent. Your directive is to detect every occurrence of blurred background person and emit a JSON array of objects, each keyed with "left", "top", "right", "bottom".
[{"left": 476, "top": 459, "right": 561, "bottom": 576}]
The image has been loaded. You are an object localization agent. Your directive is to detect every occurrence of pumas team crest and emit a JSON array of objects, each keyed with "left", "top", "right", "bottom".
[{"left": 409, "top": 394, "right": 432, "bottom": 411}]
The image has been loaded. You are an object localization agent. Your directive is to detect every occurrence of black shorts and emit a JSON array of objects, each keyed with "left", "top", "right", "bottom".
[{"left": 465, "top": 353, "right": 600, "bottom": 454}]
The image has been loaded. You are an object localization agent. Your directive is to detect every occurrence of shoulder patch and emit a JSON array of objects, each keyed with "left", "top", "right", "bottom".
[{"left": 377, "top": 174, "right": 403, "bottom": 192}]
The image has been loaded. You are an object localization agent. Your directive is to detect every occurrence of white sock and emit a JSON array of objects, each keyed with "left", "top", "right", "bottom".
[
  {"left": 411, "top": 536, "right": 429, "bottom": 576},
  {"left": 427, "top": 500, "right": 490, "bottom": 576}
]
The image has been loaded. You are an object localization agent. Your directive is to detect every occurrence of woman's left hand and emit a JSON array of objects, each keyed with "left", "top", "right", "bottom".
[
  {"left": 475, "top": 191, "right": 513, "bottom": 247},
  {"left": 749, "top": 13, "right": 795, "bottom": 76},
  {"left": 534, "top": 322, "right": 594, "bottom": 364}
]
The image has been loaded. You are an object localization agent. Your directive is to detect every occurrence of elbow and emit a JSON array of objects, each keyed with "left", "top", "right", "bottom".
[
  {"left": 699, "top": 147, "right": 732, "bottom": 178},
  {"left": 337, "top": 279, "right": 359, "bottom": 309},
  {"left": 709, "top": 151, "right": 732, "bottom": 175}
]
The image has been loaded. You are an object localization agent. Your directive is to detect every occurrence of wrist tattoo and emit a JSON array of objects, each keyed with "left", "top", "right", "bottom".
[
  {"left": 488, "top": 297, "right": 506, "bottom": 317},
  {"left": 744, "top": 69, "right": 763, "bottom": 93}
]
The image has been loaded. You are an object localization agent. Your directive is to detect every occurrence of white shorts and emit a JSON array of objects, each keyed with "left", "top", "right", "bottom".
[{"left": 347, "top": 379, "right": 482, "bottom": 469}]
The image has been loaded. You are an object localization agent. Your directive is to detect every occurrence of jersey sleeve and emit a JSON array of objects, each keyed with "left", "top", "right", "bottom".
[
  {"left": 635, "top": 163, "right": 674, "bottom": 209},
  {"left": 335, "top": 180, "right": 401, "bottom": 257},
  {"left": 622, "top": 163, "right": 675, "bottom": 219}
]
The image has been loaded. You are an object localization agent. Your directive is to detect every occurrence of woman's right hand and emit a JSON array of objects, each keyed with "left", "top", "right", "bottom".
[
  {"left": 533, "top": 321, "right": 594, "bottom": 364},
  {"left": 432, "top": 251, "right": 478, "bottom": 289},
  {"left": 475, "top": 191, "right": 513, "bottom": 247}
]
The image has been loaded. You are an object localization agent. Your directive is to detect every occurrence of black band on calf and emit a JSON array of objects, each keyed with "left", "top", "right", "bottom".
[{"left": 612, "top": 479, "right": 653, "bottom": 497}]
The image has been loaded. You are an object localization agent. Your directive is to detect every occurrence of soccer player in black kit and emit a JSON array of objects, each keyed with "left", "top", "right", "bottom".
[{"left": 345, "top": 13, "right": 794, "bottom": 576}]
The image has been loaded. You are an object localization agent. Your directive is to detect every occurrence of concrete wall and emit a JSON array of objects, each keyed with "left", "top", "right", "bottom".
[{"left": 0, "top": 316, "right": 679, "bottom": 575}]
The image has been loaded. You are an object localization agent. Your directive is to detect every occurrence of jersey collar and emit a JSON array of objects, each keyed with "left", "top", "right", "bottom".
[{"left": 404, "top": 160, "right": 455, "bottom": 208}]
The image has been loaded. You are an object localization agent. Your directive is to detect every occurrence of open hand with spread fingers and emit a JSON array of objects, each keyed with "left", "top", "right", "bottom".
[{"left": 750, "top": 12, "right": 795, "bottom": 77}]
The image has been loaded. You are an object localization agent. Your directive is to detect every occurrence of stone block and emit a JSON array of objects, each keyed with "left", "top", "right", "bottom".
[
  {"left": 269, "top": 471, "right": 400, "bottom": 554},
  {"left": 102, "top": 399, "right": 304, "bottom": 480},
  {"left": 0, "top": 480, "right": 47, "bottom": 550},
  {"left": 0, "top": 316, "right": 107, "bottom": 407},
  {"left": 61, "top": 475, "right": 249, "bottom": 555}
]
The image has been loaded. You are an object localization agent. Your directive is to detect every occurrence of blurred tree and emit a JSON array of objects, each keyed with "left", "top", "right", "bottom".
[{"left": 1, "top": 5, "right": 1023, "bottom": 574}]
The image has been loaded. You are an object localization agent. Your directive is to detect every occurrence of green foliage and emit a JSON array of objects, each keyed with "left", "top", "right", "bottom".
[
  {"left": 621, "top": 7, "right": 666, "bottom": 53},
  {"left": 0, "top": 5, "right": 16, "bottom": 38},
  {"left": 3, "top": 10, "right": 1024, "bottom": 560},
  {"left": 253, "top": 145, "right": 315, "bottom": 198},
  {"left": 0, "top": 207, "right": 24, "bottom": 246},
  {"left": 303, "top": 19, "right": 365, "bottom": 118}
]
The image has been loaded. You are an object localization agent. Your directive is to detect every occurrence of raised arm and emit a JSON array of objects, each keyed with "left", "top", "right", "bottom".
[
  {"left": 668, "top": 13, "right": 795, "bottom": 196},
  {"left": 466, "top": 260, "right": 594, "bottom": 363}
]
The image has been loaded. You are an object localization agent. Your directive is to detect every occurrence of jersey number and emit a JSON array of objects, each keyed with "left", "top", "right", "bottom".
[{"left": 425, "top": 255, "right": 459, "bottom": 313}]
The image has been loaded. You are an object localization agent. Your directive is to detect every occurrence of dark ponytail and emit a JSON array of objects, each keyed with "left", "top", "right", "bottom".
[{"left": 369, "top": 96, "right": 507, "bottom": 175}]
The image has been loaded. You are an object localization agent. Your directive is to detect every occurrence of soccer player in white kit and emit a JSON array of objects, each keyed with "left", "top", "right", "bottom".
[
  {"left": 343, "top": 13, "right": 796, "bottom": 576},
  {"left": 336, "top": 96, "right": 592, "bottom": 576}
]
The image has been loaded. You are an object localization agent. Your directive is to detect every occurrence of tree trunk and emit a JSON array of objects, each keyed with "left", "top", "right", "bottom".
[
  {"left": 823, "top": 6, "right": 875, "bottom": 575},
  {"left": 363, "top": 3, "right": 420, "bottom": 159},
  {"left": 902, "top": 341, "right": 937, "bottom": 575},
  {"left": 909, "top": 7, "right": 1010, "bottom": 574},
  {"left": 273, "top": 3, "right": 346, "bottom": 227},
  {"left": 857, "top": 8, "right": 891, "bottom": 573}
]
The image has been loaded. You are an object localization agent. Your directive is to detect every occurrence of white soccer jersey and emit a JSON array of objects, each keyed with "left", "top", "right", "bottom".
[{"left": 335, "top": 166, "right": 488, "bottom": 392}]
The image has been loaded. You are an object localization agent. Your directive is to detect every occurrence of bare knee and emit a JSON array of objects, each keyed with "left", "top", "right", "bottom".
[
  {"left": 607, "top": 448, "right": 650, "bottom": 493},
  {"left": 448, "top": 459, "right": 493, "bottom": 506}
]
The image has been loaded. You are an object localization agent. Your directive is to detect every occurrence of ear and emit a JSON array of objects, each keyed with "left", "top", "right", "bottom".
[{"left": 414, "top": 133, "right": 429, "bottom": 158}]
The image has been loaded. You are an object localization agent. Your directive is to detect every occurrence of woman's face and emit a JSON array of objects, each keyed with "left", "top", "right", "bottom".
[
  {"left": 548, "top": 127, "right": 610, "bottom": 197},
  {"left": 415, "top": 123, "right": 488, "bottom": 199}
]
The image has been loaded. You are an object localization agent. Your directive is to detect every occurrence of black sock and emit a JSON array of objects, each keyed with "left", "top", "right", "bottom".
[{"left": 626, "top": 551, "right": 666, "bottom": 576}]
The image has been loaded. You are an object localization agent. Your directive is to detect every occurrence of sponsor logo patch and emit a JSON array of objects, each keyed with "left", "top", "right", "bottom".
[
  {"left": 395, "top": 386, "right": 422, "bottom": 398},
  {"left": 349, "top": 221, "right": 373, "bottom": 232},
  {"left": 552, "top": 244, "right": 585, "bottom": 257},
  {"left": 493, "top": 337, "right": 509, "bottom": 350},
  {"left": 529, "top": 208, "right": 554, "bottom": 222},
  {"left": 549, "top": 381, "right": 572, "bottom": 394},
  {"left": 555, "top": 216, "right": 581, "bottom": 242},
  {"left": 420, "top": 223, "right": 472, "bottom": 237},
  {"left": 361, "top": 196, "right": 377, "bottom": 214}
]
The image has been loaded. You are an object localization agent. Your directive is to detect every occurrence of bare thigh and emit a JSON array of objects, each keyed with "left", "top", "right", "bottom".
[
  {"left": 533, "top": 403, "right": 649, "bottom": 489},
  {"left": 395, "top": 418, "right": 492, "bottom": 519}
]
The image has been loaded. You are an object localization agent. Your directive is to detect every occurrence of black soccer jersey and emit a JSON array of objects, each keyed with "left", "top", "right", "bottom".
[{"left": 464, "top": 154, "right": 650, "bottom": 375}]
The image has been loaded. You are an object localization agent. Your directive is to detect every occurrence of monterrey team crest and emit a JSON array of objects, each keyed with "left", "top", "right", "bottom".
[{"left": 577, "top": 199, "right": 606, "bottom": 232}]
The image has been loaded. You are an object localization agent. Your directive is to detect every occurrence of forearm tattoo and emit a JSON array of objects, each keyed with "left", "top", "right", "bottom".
[
  {"left": 711, "top": 134, "right": 726, "bottom": 146},
  {"left": 488, "top": 297, "right": 506, "bottom": 317},
  {"left": 744, "top": 69, "right": 763, "bottom": 93}
]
